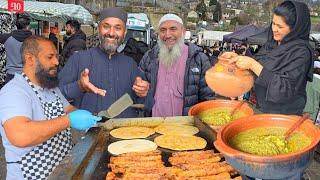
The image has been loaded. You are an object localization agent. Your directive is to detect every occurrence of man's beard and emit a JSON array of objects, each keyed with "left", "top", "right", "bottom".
[
  {"left": 35, "top": 60, "right": 59, "bottom": 89},
  {"left": 66, "top": 30, "right": 71, "bottom": 36},
  {"left": 158, "top": 36, "right": 185, "bottom": 67},
  {"left": 99, "top": 33, "right": 123, "bottom": 54}
]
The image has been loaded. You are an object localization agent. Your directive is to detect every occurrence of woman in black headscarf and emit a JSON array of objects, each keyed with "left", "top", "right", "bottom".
[{"left": 219, "top": 0, "right": 314, "bottom": 115}]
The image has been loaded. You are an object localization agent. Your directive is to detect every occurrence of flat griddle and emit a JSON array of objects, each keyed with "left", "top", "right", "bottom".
[{"left": 48, "top": 117, "right": 235, "bottom": 180}]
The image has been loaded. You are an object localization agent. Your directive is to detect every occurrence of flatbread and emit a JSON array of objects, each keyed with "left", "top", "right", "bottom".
[
  {"left": 154, "top": 135, "right": 207, "bottom": 151},
  {"left": 108, "top": 139, "right": 157, "bottom": 155},
  {"left": 110, "top": 126, "right": 155, "bottom": 139},
  {"left": 154, "top": 124, "right": 199, "bottom": 135}
]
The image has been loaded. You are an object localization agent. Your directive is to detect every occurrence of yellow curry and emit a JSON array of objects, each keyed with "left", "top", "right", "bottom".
[
  {"left": 229, "top": 127, "right": 311, "bottom": 156},
  {"left": 198, "top": 108, "right": 245, "bottom": 125}
]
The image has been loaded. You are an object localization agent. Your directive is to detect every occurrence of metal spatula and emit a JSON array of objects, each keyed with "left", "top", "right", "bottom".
[{"left": 97, "top": 93, "right": 133, "bottom": 119}]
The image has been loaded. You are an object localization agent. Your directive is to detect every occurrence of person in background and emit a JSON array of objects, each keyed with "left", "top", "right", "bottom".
[
  {"left": 122, "top": 37, "right": 149, "bottom": 65},
  {"left": 49, "top": 32, "right": 58, "bottom": 50},
  {"left": 59, "top": 7, "right": 149, "bottom": 117},
  {"left": 60, "top": 20, "right": 87, "bottom": 67},
  {"left": 219, "top": 0, "right": 313, "bottom": 115},
  {"left": 137, "top": 14, "right": 214, "bottom": 117},
  {"left": 203, "top": 46, "right": 218, "bottom": 65},
  {"left": 0, "top": 36, "right": 100, "bottom": 179},
  {"left": 0, "top": 15, "right": 32, "bottom": 84}
]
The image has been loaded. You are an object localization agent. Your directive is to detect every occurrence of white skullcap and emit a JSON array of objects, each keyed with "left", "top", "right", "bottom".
[{"left": 158, "top": 14, "right": 183, "bottom": 26}]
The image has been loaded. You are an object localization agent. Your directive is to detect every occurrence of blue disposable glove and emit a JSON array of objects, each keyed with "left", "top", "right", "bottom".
[{"left": 68, "top": 109, "right": 102, "bottom": 130}]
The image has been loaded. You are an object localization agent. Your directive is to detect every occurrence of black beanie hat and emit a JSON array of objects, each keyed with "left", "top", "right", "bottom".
[{"left": 98, "top": 7, "right": 127, "bottom": 24}]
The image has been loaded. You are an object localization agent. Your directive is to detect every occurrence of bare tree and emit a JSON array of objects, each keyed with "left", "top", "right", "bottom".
[
  {"left": 264, "top": 0, "right": 283, "bottom": 18},
  {"left": 196, "top": 0, "right": 207, "bottom": 21},
  {"left": 238, "top": 13, "right": 253, "bottom": 25}
]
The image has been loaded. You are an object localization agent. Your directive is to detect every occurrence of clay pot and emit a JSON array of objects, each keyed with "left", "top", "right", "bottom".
[
  {"left": 188, "top": 100, "right": 254, "bottom": 131},
  {"left": 205, "top": 60, "right": 254, "bottom": 98},
  {"left": 214, "top": 114, "right": 320, "bottom": 179}
]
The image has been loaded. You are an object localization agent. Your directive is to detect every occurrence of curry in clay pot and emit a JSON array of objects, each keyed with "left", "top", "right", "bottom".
[
  {"left": 229, "top": 127, "right": 311, "bottom": 156},
  {"left": 198, "top": 107, "right": 246, "bottom": 126}
]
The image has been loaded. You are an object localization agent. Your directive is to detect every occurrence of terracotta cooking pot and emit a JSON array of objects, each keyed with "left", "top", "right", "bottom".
[
  {"left": 188, "top": 100, "right": 254, "bottom": 131},
  {"left": 214, "top": 114, "right": 320, "bottom": 179},
  {"left": 205, "top": 60, "right": 254, "bottom": 98}
]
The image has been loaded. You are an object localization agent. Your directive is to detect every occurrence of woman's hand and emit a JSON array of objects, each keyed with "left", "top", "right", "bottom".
[
  {"left": 218, "top": 52, "right": 239, "bottom": 63},
  {"left": 236, "top": 56, "right": 263, "bottom": 76},
  {"left": 218, "top": 52, "right": 254, "bottom": 69},
  {"left": 235, "top": 56, "right": 255, "bottom": 70},
  {"left": 218, "top": 52, "right": 263, "bottom": 76}
]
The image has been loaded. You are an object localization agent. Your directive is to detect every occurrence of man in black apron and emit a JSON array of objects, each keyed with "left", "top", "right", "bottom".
[{"left": 0, "top": 36, "right": 101, "bottom": 180}]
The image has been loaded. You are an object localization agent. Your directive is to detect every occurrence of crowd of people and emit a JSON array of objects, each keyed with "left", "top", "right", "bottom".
[{"left": 0, "top": 0, "right": 318, "bottom": 179}]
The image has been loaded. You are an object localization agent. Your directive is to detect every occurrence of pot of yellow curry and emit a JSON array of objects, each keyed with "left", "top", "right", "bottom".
[
  {"left": 188, "top": 100, "right": 254, "bottom": 131},
  {"left": 214, "top": 114, "right": 320, "bottom": 179}
]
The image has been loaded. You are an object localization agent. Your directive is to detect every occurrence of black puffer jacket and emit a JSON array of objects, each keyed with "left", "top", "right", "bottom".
[
  {"left": 139, "top": 42, "right": 215, "bottom": 116},
  {"left": 60, "top": 30, "right": 86, "bottom": 67}
]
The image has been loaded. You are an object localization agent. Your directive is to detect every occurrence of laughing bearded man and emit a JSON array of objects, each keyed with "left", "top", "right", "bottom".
[
  {"left": 139, "top": 14, "right": 215, "bottom": 117},
  {"left": 58, "top": 7, "right": 149, "bottom": 117}
]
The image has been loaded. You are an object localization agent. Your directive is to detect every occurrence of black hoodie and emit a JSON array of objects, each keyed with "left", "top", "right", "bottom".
[
  {"left": 60, "top": 30, "right": 87, "bottom": 67},
  {"left": 0, "top": 29, "right": 32, "bottom": 76},
  {"left": 0, "top": 29, "right": 32, "bottom": 44},
  {"left": 253, "top": 0, "right": 314, "bottom": 115}
]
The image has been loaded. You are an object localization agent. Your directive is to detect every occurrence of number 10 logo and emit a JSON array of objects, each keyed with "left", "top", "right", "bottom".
[{"left": 8, "top": 0, "right": 24, "bottom": 13}]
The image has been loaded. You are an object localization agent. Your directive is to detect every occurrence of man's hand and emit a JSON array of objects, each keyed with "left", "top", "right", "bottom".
[
  {"left": 78, "top": 68, "right": 106, "bottom": 96},
  {"left": 68, "top": 109, "right": 101, "bottom": 130},
  {"left": 132, "top": 77, "right": 149, "bottom": 97}
]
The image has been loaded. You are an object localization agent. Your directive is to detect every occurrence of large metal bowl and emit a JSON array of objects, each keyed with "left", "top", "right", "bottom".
[{"left": 214, "top": 114, "right": 320, "bottom": 179}]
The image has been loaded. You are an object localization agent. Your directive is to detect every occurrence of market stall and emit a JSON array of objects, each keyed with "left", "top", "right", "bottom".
[
  {"left": 48, "top": 105, "right": 320, "bottom": 180},
  {"left": 48, "top": 52, "right": 320, "bottom": 179},
  {"left": 223, "top": 24, "right": 263, "bottom": 44},
  {"left": 48, "top": 116, "right": 241, "bottom": 179},
  {"left": 0, "top": 1, "right": 93, "bottom": 86},
  {"left": 0, "top": 0, "right": 93, "bottom": 47},
  {"left": 0, "top": 1, "right": 93, "bottom": 24}
]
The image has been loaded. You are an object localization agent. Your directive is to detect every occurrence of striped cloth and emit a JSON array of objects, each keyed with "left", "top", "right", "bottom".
[{"left": 0, "top": 0, "right": 93, "bottom": 24}]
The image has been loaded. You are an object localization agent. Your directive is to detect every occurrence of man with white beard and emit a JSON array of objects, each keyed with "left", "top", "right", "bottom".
[{"left": 139, "top": 14, "right": 214, "bottom": 117}]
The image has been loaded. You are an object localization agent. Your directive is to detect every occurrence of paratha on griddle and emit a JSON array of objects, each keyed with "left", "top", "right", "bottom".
[
  {"left": 154, "top": 135, "right": 207, "bottom": 151},
  {"left": 108, "top": 139, "right": 157, "bottom": 155},
  {"left": 110, "top": 126, "right": 155, "bottom": 139},
  {"left": 154, "top": 124, "right": 199, "bottom": 135}
]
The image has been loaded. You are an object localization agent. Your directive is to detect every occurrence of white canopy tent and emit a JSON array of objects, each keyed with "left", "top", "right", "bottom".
[
  {"left": 311, "top": 33, "right": 320, "bottom": 41},
  {"left": 0, "top": 0, "right": 93, "bottom": 24},
  {"left": 197, "top": 30, "right": 232, "bottom": 46}
]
